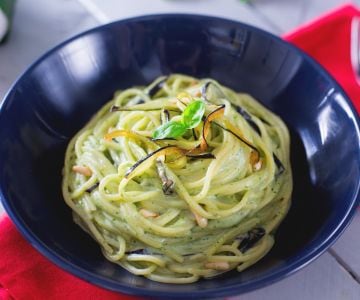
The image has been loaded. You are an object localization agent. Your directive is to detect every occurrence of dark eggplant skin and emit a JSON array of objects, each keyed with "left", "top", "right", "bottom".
[
  {"left": 234, "top": 106, "right": 261, "bottom": 136},
  {"left": 125, "top": 146, "right": 178, "bottom": 178},
  {"left": 273, "top": 153, "right": 285, "bottom": 176},
  {"left": 136, "top": 99, "right": 145, "bottom": 104},
  {"left": 201, "top": 81, "right": 227, "bottom": 106},
  {"left": 155, "top": 108, "right": 176, "bottom": 195},
  {"left": 125, "top": 249, "right": 145, "bottom": 255},
  {"left": 110, "top": 106, "right": 163, "bottom": 112},
  {"left": 201, "top": 81, "right": 211, "bottom": 102},
  {"left": 151, "top": 137, "right": 176, "bottom": 142},
  {"left": 238, "top": 227, "right": 266, "bottom": 253},
  {"left": 110, "top": 98, "right": 145, "bottom": 113},
  {"left": 159, "top": 109, "right": 170, "bottom": 126},
  {"left": 110, "top": 105, "right": 179, "bottom": 113},
  {"left": 85, "top": 182, "right": 99, "bottom": 193},
  {"left": 156, "top": 160, "right": 175, "bottom": 195},
  {"left": 163, "top": 109, "right": 170, "bottom": 123},
  {"left": 147, "top": 77, "right": 168, "bottom": 98},
  {"left": 110, "top": 105, "right": 121, "bottom": 112},
  {"left": 202, "top": 82, "right": 263, "bottom": 136},
  {"left": 213, "top": 122, "right": 259, "bottom": 153},
  {"left": 186, "top": 153, "right": 215, "bottom": 159},
  {"left": 192, "top": 128, "right": 197, "bottom": 140},
  {"left": 162, "top": 179, "right": 175, "bottom": 195},
  {"left": 259, "top": 117, "right": 271, "bottom": 126},
  {"left": 201, "top": 105, "right": 226, "bottom": 148}
]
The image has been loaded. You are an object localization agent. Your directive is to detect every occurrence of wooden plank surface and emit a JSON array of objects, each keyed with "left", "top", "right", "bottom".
[
  {"left": 249, "top": 0, "right": 353, "bottom": 34},
  {"left": 0, "top": 0, "right": 97, "bottom": 100},
  {"left": 331, "top": 212, "right": 360, "bottom": 282},
  {"left": 77, "top": 0, "right": 277, "bottom": 32},
  {"left": 231, "top": 252, "right": 360, "bottom": 300}
]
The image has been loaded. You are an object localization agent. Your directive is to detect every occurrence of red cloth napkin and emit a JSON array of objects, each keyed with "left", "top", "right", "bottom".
[
  {"left": 285, "top": 3, "right": 360, "bottom": 114},
  {"left": 1, "top": 4, "right": 360, "bottom": 300},
  {"left": 0, "top": 216, "right": 141, "bottom": 300}
]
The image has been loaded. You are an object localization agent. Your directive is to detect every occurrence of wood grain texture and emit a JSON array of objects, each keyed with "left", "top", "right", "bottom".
[
  {"left": 230, "top": 252, "right": 360, "bottom": 300},
  {"left": 331, "top": 213, "right": 360, "bottom": 281},
  {"left": 249, "top": 0, "right": 353, "bottom": 33},
  {"left": 77, "top": 0, "right": 276, "bottom": 32},
  {"left": 0, "top": 0, "right": 97, "bottom": 99}
]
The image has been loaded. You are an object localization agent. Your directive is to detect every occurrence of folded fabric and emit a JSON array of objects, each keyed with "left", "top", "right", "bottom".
[
  {"left": 0, "top": 216, "right": 141, "bottom": 300},
  {"left": 285, "top": 4, "right": 360, "bottom": 114},
  {"left": 0, "top": 3, "right": 359, "bottom": 300}
]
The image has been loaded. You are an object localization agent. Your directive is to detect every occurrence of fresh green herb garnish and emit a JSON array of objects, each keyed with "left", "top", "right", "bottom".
[
  {"left": 182, "top": 100, "right": 205, "bottom": 129},
  {"left": 152, "top": 100, "right": 205, "bottom": 139},
  {"left": 153, "top": 121, "right": 187, "bottom": 140}
]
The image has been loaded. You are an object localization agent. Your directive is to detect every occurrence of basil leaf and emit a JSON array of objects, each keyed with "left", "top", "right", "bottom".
[
  {"left": 182, "top": 100, "right": 205, "bottom": 129},
  {"left": 152, "top": 121, "right": 187, "bottom": 139}
]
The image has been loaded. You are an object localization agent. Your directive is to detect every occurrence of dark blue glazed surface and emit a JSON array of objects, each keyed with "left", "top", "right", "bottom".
[{"left": 0, "top": 15, "right": 359, "bottom": 298}]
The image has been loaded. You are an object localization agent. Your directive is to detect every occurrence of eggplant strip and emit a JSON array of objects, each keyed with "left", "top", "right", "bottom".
[
  {"left": 186, "top": 153, "right": 215, "bottom": 159},
  {"left": 104, "top": 130, "right": 140, "bottom": 141},
  {"left": 259, "top": 117, "right": 271, "bottom": 126},
  {"left": 186, "top": 146, "right": 206, "bottom": 155},
  {"left": 238, "top": 227, "right": 265, "bottom": 253},
  {"left": 110, "top": 105, "right": 179, "bottom": 113},
  {"left": 221, "top": 120, "right": 258, "bottom": 153},
  {"left": 104, "top": 129, "right": 157, "bottom": 150},
  {"left": 156, "top": 109, "right": 175, "bottom": 194},
  {"left": 156, "top": 159, "right": 175, "bottom": 195},
  {"left": 85, "top": 182, "right": 99, "bottom": 193},
  {"left": 192, "top": 128, "right": 197, "bottom": 140},
  {"left": 273, "top": 153, "right": 285, "bottom": 176},
  {"left": 201, "top": 81, "right": 211, "bottom": 102},
  {"left": 203, "top": 82, "right": 262, "bottom": 136},
  {"left": 147, "top": 76, "right": 168, "bottom": 98},
  {"left": 201, "top": 81, "right": 228, "bottom": 106},
  {"left": 201, "top": 81, "right": 220, "bottom": 105},
  {"left": 125, "top": 145, "right": 216, "bottom": 180},
  {"left": 213, "top": 121, "right": 260, "bottom": 163},
  {"left": 125, "top": 146, "right": 184, "bottom": 179},
  {"left": 162, "top": 109, "right": 170, "bottom": 123},
  {"left": 201, "top": 105, "right": 225, "bottom": 151},
  {"left": 151, "top": 137, "right": 176, "bottom": 142},
  {"left": 125, "top": 249, "right": 145, "bottom": 255},
  {"left": 234, "top": 105, "right": 261, "bottom": 136}
]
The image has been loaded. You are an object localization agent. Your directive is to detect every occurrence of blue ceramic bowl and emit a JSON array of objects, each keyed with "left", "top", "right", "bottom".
[{"left": 0, "top": 15, "right": 359, "bottom": 298}]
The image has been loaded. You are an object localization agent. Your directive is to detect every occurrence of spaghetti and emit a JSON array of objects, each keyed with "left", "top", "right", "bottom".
[{"left": 62, "top": 74, "right": 292, "bottom": 283}]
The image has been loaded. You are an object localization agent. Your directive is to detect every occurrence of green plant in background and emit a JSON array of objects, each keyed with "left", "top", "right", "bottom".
[{"left": 0, "top": 0, "right": 15, "bottom": 43}]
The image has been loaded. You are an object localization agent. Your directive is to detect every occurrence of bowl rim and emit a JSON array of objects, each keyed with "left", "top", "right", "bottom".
[{"left": 1, "top": 13, "right": 360, "bottom": 298}]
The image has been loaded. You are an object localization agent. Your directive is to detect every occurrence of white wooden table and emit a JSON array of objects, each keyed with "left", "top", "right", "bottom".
[{"left": 0, "top": 0, "right": 359, "bottom": 299}]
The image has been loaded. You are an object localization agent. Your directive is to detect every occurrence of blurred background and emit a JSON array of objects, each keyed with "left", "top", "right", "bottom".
[{"left": 1, "top": 0, "right": 359, "bottom": 100}]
